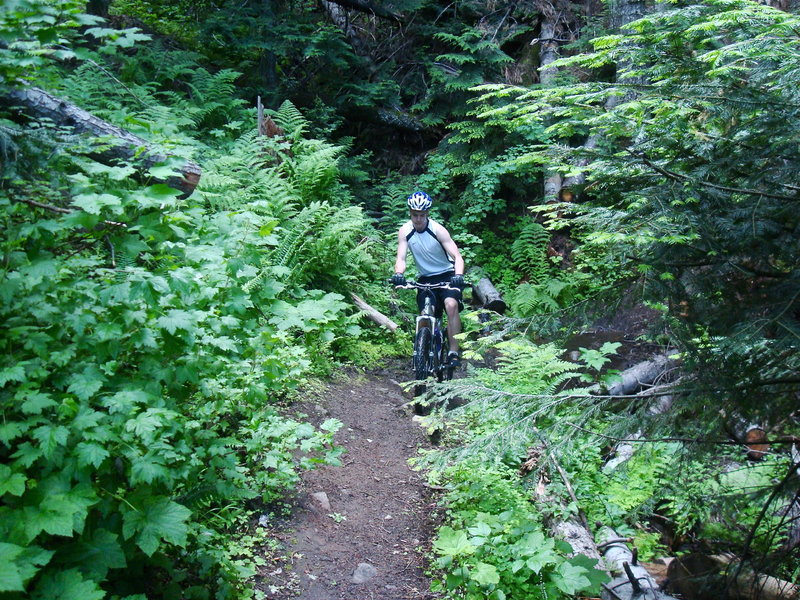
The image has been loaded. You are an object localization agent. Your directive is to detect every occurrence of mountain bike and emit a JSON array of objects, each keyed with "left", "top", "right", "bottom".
[{"left": 394, "top": 281, "right": 461, "bottom": 387}]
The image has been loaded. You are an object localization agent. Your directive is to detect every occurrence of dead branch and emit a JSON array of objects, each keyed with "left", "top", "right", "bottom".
[{"left": 350, "top": 293, "right": 398, "bottom": 332}]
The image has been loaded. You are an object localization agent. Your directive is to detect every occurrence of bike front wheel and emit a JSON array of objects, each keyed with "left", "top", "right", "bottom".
[{"left": 413, "top": 327, "right": 432, "bottom": 381}]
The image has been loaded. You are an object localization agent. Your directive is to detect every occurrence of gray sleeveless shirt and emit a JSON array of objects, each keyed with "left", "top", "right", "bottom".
[{"left": 405, "top": 219, "right": 455, "bottom": 277}]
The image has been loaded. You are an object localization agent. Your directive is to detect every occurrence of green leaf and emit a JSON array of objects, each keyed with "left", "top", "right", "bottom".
[
  {"left": 31, "top": 425, "right": 69, "bottom": 459},
  {"left": 18, "top": 390, "right": 58, "bottom": 415},
  {"left": 551, "top": 561, "right": 592, "bottom": 595},
  {"left": 0, "top": 422, "right": 25, "bottom": 446},
  {"left": 31, "top": 568, "right": 104, "bottom": 600},
  {"left": 0, "top": 465, "right": 27, "bottom": 496},
  {"left": 122, "top": 497, "right": 191, "bottom": 556},
  {"left": 74, "top": 442, "right": 110, "bottom": 468},
  {"left": 471, "top": 562, "right": 500, "bottom": 586},
  {"left": 66, "top": 366, "right": 105, "bottom": 401},
  {"left": 57, "top": 529, "right": 126, "bottom": 579},
  {"left": 71, "top": 193, "right": 122, "bottom": 215},
  {"left": 0, "top": 543, "right": 25, "bottom": 592},
  {"left": 433, "top": 527, "right": 476, "bottom": 557},
  {"left": 157, "top": 309, "right": 194, "bottom": 334},
  {"left": 0, "top": 364, "right": 26, "bottom": 387}
]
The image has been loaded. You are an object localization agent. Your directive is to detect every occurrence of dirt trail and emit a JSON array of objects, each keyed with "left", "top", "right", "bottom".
[{"left": 263, "top": 366, "right": 438, "bottom": 600}]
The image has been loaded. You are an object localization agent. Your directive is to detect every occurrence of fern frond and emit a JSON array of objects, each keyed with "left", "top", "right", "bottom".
[
  {"left": 511, "top": 219, "right": 550, "bottom": 283},
  {"left": 271, "top": 100, "right": 308, "bottom": 140}
]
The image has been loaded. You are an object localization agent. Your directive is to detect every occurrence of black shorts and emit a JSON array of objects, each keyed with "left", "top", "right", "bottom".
[{"left": 417, "top": 271, "right": 464, "bottom": 318}]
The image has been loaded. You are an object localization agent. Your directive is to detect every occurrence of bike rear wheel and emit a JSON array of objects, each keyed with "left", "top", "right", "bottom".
[{"left": 440, "top": 343, "right": 454, "bottom": 381}]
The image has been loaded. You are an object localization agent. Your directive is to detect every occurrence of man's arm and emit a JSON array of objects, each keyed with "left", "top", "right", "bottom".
[
  {"left": 438, "top": 226, "right": 465, "bottom": 275},
  {"left": 394, "top": 227, "right": 409, "bottom": 274}
]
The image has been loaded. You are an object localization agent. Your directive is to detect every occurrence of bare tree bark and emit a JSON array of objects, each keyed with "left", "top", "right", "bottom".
[
  {"left": 539, "top": 10, "right": 562, "bottom": 203},
  {"left": 598, "top": 527, "right": 679, "bottom": 600},
  {"left": 322, "top": 0, "right": 404, "bottom": 22},
  {"left": 2, "top": 86, "right": 201, "bottom": 197},
  {"left": 561, "top": 0, "right": 646, "bottom": 194}
]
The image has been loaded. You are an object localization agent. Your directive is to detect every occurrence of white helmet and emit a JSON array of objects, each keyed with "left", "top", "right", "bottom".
[{"left": 407, "top": 191, "right": 432, "bottom": 211}]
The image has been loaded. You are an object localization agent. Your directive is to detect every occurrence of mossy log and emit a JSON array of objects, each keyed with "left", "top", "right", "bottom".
[{"left": 2, "top": 86, "right": 201, "bottom": 197}]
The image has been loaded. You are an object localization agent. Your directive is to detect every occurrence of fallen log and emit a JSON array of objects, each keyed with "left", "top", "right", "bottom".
[
  {"left": 527, "top": 442, "right": 603, "bottom": 562},
  {"left": 598, "top": 526, "right": 679, "bottom": 600},
  {"left": 2, "top": 86, "right": 201, "bottom": 197},
  {"left": 667, "top": 552, "right": 800, "bottom": 600},
  {"left": 468, "top": 270, "right": 506, "bottom": 314},
  {"left": 350, "top": 293, "right": 398, "bottom": 332},
  {"left": 602, "top": 354, "right": 679, "bottom": 397}
]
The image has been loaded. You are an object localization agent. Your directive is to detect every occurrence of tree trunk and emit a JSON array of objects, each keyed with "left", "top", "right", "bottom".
[
  {"left": 603, "top": 354, "right": 678, "bottom": 397},
  {"left": 2, "top": 87, "right": 201, "bottom": 197},
  {"left": 323, "top": 0, "right": 404, "bottom": 22},
  {"left": 539, "top": 12, "right": 562, "bottom": 203},
  {"left": 667, "top": 553, "right": 800, "bottom": 600},
  {"left": 562, "top": 0, "right": 646, "bottom": 195}
]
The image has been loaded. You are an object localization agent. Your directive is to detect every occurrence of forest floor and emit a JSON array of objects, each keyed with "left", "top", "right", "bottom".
[{"left": 259, "top": 361, "right": 441, "bottom": 600}]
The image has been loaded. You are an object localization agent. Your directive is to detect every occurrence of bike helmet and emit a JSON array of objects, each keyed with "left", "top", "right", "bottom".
[{"left": 407, "top": 191, "right": 432, "bottom": 211}]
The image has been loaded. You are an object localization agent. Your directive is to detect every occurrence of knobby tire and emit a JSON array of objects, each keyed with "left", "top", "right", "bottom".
[{"left": 413, "top": 327, "right": 432, "bottom": 382}]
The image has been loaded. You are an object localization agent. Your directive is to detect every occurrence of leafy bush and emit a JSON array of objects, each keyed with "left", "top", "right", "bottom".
[{"left": 430, "top": 462, "right": 608, "bottom": 600}]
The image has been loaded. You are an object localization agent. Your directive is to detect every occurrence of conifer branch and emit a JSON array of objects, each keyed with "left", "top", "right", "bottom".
[{"left": 630, "top": 151, "right": 799, "bottom": 201}]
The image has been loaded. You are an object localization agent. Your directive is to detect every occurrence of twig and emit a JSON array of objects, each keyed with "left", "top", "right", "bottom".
[
  {"left": 597, "top": 537, "right": 633, "bottom": 550},
  {"left": 601, "top": 582, "right": 625, "bottom": 600},
  {"left": 623, "top": 561, "right": 643, "bottom": 595},
  {"left": 16, "top": 198, "right": 127, "bottom": 227},
  {"left": 630, "top": 150, "right": 798, "bottom": 201}
]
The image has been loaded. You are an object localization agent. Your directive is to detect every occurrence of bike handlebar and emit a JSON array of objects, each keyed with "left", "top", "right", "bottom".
[{"left": 393, "top": 281, "right": 464, "bottom": 292}]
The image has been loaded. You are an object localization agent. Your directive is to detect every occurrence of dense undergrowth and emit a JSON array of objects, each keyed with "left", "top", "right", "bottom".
[{"left": 0, "top": 3, "right": 404, "bottom": 598}]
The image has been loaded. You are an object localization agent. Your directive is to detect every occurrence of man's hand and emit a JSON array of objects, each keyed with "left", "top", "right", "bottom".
[
  {"left": 450, "top": 274, "right": 465, "bottom": 289},
  {"left": 390, "top": 272, "right": 406, "bottom": 286}
]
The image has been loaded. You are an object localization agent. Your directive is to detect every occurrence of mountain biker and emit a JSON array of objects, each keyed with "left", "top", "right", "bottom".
[{"left": 390, "top": 191, "right": 465, "bottom": 366}]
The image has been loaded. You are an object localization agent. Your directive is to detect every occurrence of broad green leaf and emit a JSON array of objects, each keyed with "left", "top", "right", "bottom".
[
  {"left": 551, "top": 561, "right": 592, "bottom": 595},
  {"left": 31, "top": 425, "right": 69, "bottom": 459},
  {"left": 74, "top": 442, "right": 110, "bottom": 468},
  {"left": 31, "top": 568, "right": 104, "bottom": 600},
  {"left": 0, "top": 364, "right": 26, "bottom": 387},
  {"left": 66, "top": 366, "right": 105, "bottom": 401},
  {"left": 18, "top": 390, "right": 58, "bottom": 415},
  {"left": 71, "top": 193, "right": 122, "bottom": 215},
  {"left": 157, "top": 309, "right": 194, "bottom": 334},
  {"left": 467, "top": 521, "right": 492, "bottom": 537},
  {"left": 0, "top": 465, "right": 26, "bottom": 496},
  {"left": 471, "top": 562, "right": 500, "bottom": 586},
  {"left": 122, "top": 497, "right": 191, "bottom": 556},
  {"left": 57, "top": 529, "right": 125, "bottom": 579},
  {"left": 433, "top": 527, "right": 476, "bottom": 557},
  {"left": 0, "top": 543, "right": 25, "bottom": 592}
]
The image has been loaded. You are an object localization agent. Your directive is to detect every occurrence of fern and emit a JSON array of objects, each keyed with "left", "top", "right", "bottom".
[
  {"left": 197, "top": 131, "right": 296, "bottom": 218},
  {"left": 270, "top": 100, "right": 309, "bottom": 140},
  {"left": 245, "top": 201, "right": 378, "bottom": 294},
  {"left": 511, "top": 219, "right": 550, "bottom": 283},
  {"left": 281, "top": 139, "right": 346, "bottom": 205},
  {"left": 417, "top": 340, "right": 582, "bottom": 465}
]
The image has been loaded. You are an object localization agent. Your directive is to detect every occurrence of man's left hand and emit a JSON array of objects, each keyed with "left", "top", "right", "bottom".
[{"left": 450, "top": 274, "right": 465, "bottom": 289}]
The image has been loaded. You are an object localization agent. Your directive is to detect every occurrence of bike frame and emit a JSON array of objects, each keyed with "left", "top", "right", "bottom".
[{"left": 395, "top": 281, "right": 459, "bottom": 383}]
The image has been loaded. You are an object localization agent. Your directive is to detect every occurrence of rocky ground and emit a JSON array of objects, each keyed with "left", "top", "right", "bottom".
[{"left": 259, "top": 364, "right": 440, "bottom": 600}]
